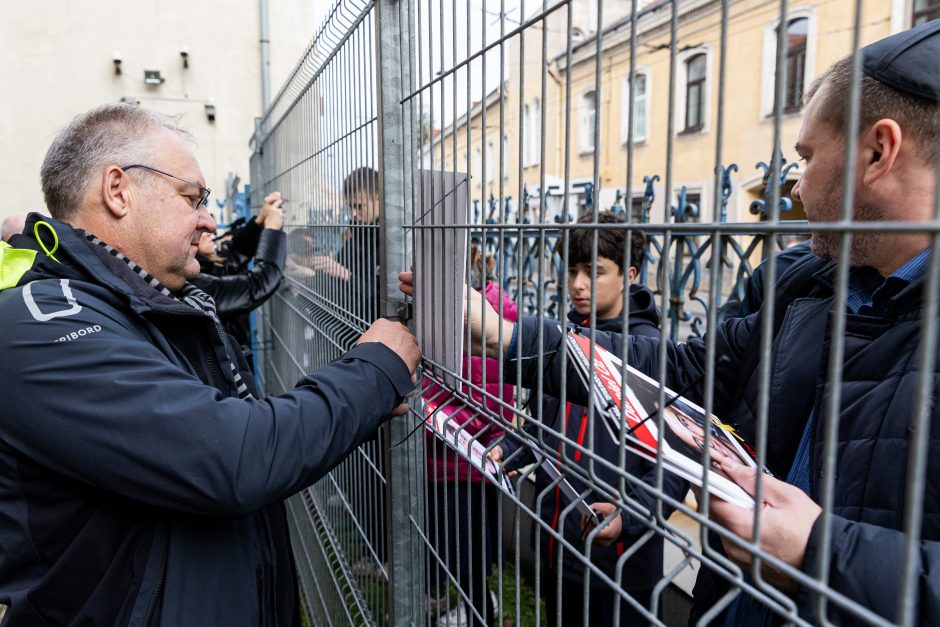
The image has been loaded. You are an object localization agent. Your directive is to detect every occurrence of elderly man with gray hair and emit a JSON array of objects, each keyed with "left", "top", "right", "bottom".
[{"left": 0, "top": 104, "right": 420, "bottom": 625}]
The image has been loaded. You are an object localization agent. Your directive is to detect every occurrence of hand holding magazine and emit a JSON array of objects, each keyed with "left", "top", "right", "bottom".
[
  {"left": 423, "top": 397, "right": 515, "bottom": 496},
  {"left": 564, "top": 329, "right": 771, "bottom": 509}
]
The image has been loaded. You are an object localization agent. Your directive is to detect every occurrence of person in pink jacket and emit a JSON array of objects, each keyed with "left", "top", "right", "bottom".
[{"left": 424, "top": 278, "right": 518, "bottom": 625}]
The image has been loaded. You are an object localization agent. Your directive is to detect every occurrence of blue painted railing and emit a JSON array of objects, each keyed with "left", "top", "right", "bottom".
[{"left": 469, "top": 158, "right": 807, "bottom": 341}]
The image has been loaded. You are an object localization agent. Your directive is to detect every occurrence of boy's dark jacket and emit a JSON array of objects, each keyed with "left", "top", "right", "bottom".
[
  {"left": 502, "top": 284, "right": 688, "bottom": 591},
  {"left": 0, "top": 214, "right": 412, "bottom": 625},
  {"left": 509, "top": 253, "right": 940, "bottom": 625}
]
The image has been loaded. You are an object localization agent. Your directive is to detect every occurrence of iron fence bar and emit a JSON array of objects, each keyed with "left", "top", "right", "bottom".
[
  {"left": 375, "top": 1, "right": 424, "bottom": 624},
  {"left": 812, "top": 2, "right": 862, "bottom": 623}
]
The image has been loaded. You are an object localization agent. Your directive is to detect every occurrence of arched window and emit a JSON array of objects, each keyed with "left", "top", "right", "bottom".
[
  {"left": 579, "top": 90, "right": 597, "bottom": 152},
  {"left": 761, "top": 11, "right": 815, "bottom": 118},
  {"left": 684, "top": 54, "right": 706, "bottom": 132},
  {"left": 782, "top": 17, "right": 808, "bottom": 113}
]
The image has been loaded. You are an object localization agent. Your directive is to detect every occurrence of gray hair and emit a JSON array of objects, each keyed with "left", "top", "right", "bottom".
[{"left": 40, "top": 104, "right": 191, "bottom": 221}]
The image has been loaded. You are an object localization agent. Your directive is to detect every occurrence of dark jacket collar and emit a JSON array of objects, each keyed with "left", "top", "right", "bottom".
[
  {"left": 11, "top": 212, "right": 202, "bottom": 318},
  {"left": 565, "top": 284, "right": 661, "bottom": 335}
]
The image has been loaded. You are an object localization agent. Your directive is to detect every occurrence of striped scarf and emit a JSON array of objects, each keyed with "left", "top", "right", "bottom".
[{"left": 84, "top": 233, "right": 253, "bottom": 400}]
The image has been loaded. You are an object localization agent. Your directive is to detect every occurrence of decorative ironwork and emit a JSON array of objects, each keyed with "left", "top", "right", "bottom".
[
  {"left": 469, "top": 169, "right": 799, "bottom": 339},
  {"left": 749, "top": 149, "right": 800, "bottom": 218}
]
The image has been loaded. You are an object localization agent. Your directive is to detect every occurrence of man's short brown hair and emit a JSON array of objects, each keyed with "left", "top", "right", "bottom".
[
  {"left": 342, "top": 167, "right": 379, "bottom": 199},
  {"left": 805, "top": 55, "right": 939, "bottom": 163}
]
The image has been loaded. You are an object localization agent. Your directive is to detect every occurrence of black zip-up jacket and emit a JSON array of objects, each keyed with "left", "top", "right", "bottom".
[
  {"left": 193, "top": 227, "right": 287, "bottom": 317},
  {"left": 509, "top": 253, "right": 940, "bottom": 624},
  {"left": 501, "top": 285, "right": 688, "bottom": 592},
  {"left": 0, "top": 214, "right": 413, "bottom": 625}
]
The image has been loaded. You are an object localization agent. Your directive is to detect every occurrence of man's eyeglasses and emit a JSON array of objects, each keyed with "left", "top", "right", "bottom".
[{"left": 121, "top": 164, "right": 211, "bottom": 211}]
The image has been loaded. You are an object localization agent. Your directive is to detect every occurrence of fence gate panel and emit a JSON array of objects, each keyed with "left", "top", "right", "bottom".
[{"left": 251, "top": 0, "right": 939, "bottom": 625}]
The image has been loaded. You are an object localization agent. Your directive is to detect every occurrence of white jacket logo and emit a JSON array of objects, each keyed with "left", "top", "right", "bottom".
[{"left": 23, "top": 279, "right": 83, "bottom": 321}]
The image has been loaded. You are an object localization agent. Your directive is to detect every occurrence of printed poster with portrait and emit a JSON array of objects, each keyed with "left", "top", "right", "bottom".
[{"left": 564, "top": 330, "right": 771, "bottom": 508}]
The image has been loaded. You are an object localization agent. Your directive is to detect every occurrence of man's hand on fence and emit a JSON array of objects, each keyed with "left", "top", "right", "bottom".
[
  {"left": 398, "top": 272, "right": 514, "bottom": 359},
  {"left": 707, "top": 458, "right": 822, "bottom": 593},
  {"left": 356, "top": 319, "right": 421, "bottom": 416},
  {"left": 581, "top": 502, "right": 622, "bottom": 546}
]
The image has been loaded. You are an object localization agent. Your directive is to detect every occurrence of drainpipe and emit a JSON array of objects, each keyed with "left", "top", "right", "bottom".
[{"left": 259, "top": 0, "right": 271, "bottom": 111}]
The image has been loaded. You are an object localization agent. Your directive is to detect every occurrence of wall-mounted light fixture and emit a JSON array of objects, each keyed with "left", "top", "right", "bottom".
[
  {"left": 143, "top": 70, "right": 164, "bottom": 85},
  {"left": 180, "top": 46, "right": 189, "bottom": 69},
  {"left": 205, "top": 103, "right": 216, "bottom": 123},
  {"left": 113, "top": 52, "right": 122, "bottom": 76},
  {"left": 120, "top": 96, "right": 139, "bottom": 106}
]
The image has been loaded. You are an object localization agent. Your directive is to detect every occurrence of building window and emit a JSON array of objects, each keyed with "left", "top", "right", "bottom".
[
  {"left": 913, "top": 0, "right": 940, "bottom": 25},
  {"left": 523, "top": 99, "right": 542, "bottom": 166},
  {"left": 579, "top": 90, "right": 597, "bottom": 153},
  {"left": 622, "top": 73, "right": 649, "bottom": 144},
  {"left": 684, "top": 54, "right": 706, "bottom": 133},
  {"left": 474, "top": 146, "right": 482, "bottom": 187},
  {"left": 761, "top": 11, "right": 816, "bottom": 119},
  {"left": 587, "top": 0, "right": 598, "bottom": 32},
  {"left": 486, "top": 141, "right": 495, "bottom": 183},
  {"left": 630, "top": 195, "right": 647, "bottom": 223},
  {"left": 523, "top": 104, "right": 531, "bottom": 164},
  {"left": 674, "top": 189, "right": 702, "bottom": 223},
  {"left": 781, "top": 18, "right": 808, "bottom": 113}
]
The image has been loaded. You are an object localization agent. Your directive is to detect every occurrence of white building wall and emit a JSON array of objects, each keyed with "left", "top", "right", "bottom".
[{"left": 0, "top": 0, "right": 324, "bottom": 225}]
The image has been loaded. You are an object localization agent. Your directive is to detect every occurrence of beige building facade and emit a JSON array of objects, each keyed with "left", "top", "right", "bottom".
[
  {"left": 425, "top": 0, "right": 934, "bottom": 226},
  {"left": 0, "top": 1, "right": 324, "bottom": 225}
]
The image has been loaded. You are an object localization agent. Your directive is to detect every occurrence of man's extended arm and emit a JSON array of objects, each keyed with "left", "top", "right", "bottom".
[{"left": 0, "top": 282, "right": 416, "bottom": 518}]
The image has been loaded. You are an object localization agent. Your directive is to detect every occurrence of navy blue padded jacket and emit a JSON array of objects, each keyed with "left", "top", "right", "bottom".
[{"left": 0, "top": 214, "right": 413, "bottom": 625}]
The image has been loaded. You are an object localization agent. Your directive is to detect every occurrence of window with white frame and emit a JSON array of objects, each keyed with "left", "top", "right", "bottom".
[
  {"left": 523, "top": 101, "right": 542, "bottom": 167},
  {"left": 913, "top": 0, "right": 940, "bottom": 25},
  {"left": 587, "top": 0, "right": 598, "bottom": 31},
  {"left": 528, "top": 99, "right": 542, "bottom": 165},
  {"left": 781, "top": 18, "right": 809, "bottom": 112},
  {"left": 486, "top": 140, "right": 495, "bottom": 183},
  {"left": 474, "top": 146, "right": 482, "bottom": 187},
  {"left": 523, "top": 103, "right": 531, "bottom": 164},
  {"left": 579, "top": 89, "right": 597, "bottom": 153},
  {"left": 683, "top": 54, "right": 707, "bottom": 133},
  {"left": 761, "top": 10, "right": 816, "bottom": 118},
  {"left": 621, "top": 72, "right": 649, "bottom": 144}
]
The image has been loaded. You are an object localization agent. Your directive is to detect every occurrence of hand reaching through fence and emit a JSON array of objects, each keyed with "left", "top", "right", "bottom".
[
  {"left": 398, "top": 271, "right": 514, "bottom": 359},
  {"left": 310, "top": 255, "right": 350, "bottom": 280},
  {"left": 706, "top": 457, "right": 822, "bottom": 593},
  {"left": 356, "top": 318, "right": 421, "bottom": 415},
  {"left": 580, "top": 502, "right": 623, "bottom": 547},
  {"left": 485, "top": 445, "right": 519, "bottom": 478}
]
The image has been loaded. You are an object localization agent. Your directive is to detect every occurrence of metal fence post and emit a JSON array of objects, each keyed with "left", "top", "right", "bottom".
[{"left": 375, "top": 0, "right": 424, "bottom": 623}]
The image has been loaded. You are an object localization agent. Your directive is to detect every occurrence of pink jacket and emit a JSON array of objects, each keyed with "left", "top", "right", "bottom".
[{"left": 424, "top": 283, "right": 518, "bottom": 482}]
